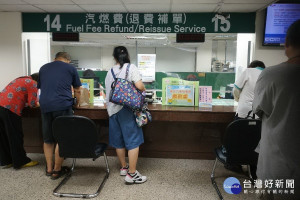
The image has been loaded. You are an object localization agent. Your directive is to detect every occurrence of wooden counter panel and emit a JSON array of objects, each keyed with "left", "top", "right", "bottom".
[
  {"left": 168, "top": 112, "right": 234, "bottom": 123},
  {"left": 74, "top": 109, "right": 108, "bottom": 120},
  {"left": 22, "top": 104, "right": 235, "bottom": 159},
  {"left": 142, "top": 122, "right": 222, "bottom": 151},
  {"left": 22, "top": 118, "right": 43, "bottom": 153}
]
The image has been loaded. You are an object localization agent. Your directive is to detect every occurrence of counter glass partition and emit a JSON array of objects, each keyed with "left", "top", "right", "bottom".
[{"left": 49, "top": 33, "right": 254, "bottom": 103}]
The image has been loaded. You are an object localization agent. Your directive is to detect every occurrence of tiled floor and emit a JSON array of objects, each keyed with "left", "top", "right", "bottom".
[{"left": 0, "top": 153, "right": 258, "bottom": 200}]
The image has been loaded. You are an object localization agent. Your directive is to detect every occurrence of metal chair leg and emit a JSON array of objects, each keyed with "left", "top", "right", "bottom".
[
  {"left": 247, "top": 165, "right": 252, "bottom": 179},
  {"left": 104, "top": 152, "right": 110, "bottom": 178},
  {"left": 53, "top": 155, "right": 110, "bottom": 198},
  {"left": 53, "top": 158, "right": 76, "bottom": 198},
  {"left": 247, "top": 165, "right": 255, "bottom": 185},
  {"left": 211, "top": 158, "right": 224, "bottom": 200},
  {"left": 86, "top": 152, "right": 110, "bottom": 199}
]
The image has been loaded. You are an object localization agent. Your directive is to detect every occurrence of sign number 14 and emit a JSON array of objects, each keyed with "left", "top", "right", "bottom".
[{"left": 44, "top": 14, "right": 61, "bottom": 31}]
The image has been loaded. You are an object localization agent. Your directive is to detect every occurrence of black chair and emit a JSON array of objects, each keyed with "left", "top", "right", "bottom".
[
  {"left": 52, "top": 115, "right": 109, "bottom": 198},
  {"left": 211, "top": 118, "right": 261, "bottom": 200}
]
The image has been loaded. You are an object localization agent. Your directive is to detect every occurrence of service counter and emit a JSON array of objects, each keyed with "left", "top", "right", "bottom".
[{"left": 22, "top": 104, "right": 236, "bottom": 159}]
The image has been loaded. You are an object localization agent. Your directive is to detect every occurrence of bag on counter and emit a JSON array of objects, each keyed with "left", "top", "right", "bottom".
[
  {"left": 109, "top": 64, "right": 145, "bottom": 110},
  {"left": 133, "top": 104, "right": 152, "bottom": 127},
  {"left": 78, "top": 88, "right": 90, "bottom": 107}
]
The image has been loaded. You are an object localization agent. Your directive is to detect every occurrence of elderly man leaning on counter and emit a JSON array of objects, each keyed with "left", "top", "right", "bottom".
[{"left": 38, "top": 52, "right": 82, "bottom": 180}]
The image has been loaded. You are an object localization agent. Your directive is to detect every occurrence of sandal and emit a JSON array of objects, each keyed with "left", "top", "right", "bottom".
[
  {"left": 51, "top": 166, "right": 70, "bottom": 180},
  {"left": 45, "top": 166, "right": 53, "bottom": 176}
]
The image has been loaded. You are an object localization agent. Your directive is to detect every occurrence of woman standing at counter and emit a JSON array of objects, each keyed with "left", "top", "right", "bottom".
[
  {"left": 105, "top": 46, "right": 147, "bottom": 184},
  {"left": 0, "top": 74, "right": 39, "bottom": 169}
]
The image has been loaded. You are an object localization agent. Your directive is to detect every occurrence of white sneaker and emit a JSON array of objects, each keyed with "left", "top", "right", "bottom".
[
  {"left": 120, "top": 165, "right": 129, "bottom": 176},
  {"left": 125, "top": 170, "right": 147, "bottom": 184}
]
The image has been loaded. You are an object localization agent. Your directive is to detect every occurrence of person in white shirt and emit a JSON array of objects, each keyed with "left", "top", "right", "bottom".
[
  {"left": 223, "top": 60, "right": 265, "bottom": 174},
  {"left": 233, "top": 60, "right": 265, "bottom": 119}
]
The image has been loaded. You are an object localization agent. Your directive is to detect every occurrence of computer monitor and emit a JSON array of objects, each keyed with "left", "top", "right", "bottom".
[{"left": 263, "top": 3, "right": 300, "bottom": 46}]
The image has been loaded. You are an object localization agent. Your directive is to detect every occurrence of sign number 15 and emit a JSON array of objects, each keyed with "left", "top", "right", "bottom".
[
  {"left": 44, "top": 14, "right": 61, "bottom": 31},
  {"left": 212, "top": 15, "right": 230, "bottom": 32}
]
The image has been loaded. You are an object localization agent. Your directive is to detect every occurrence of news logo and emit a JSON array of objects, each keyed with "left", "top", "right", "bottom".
[{"left": 223, "top": 177, "right": 242, "bottom": 194}]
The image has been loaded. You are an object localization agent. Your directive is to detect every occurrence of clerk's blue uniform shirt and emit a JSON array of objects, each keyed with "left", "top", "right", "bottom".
[{"left": 38, "top": 61, "right": 81, "bottom": 113}]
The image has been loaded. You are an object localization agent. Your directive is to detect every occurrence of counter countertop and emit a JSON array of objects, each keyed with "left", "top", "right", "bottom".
[
  {"left": 77, "top": 103, "right": 236, "bottom": 113},
  {"left": 74, "top": 104, "right": 236, "bottom": 122}
]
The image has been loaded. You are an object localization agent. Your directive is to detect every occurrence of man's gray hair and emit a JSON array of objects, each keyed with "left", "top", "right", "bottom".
[{"left": 55, "top": 52, "right": 71, "bottom": 61}]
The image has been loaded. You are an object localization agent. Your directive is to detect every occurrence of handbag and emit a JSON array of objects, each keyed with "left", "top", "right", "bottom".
[
  {"left": 134, "top": 104, "right": 152, "bottom": 127},
  {"left": 109, "top": 64, "right": 145, "bottom": 110}
]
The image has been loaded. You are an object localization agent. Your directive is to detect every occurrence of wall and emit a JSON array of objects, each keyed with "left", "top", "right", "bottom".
[
  {"left": 156, "top": 47, "right": 195, "bottom": 72},
  {"left": 196, "top": 40, "right": 212, "bottom": 72},
  {"left": 22, "top": 33, "right": 51, "bottom": 74},
  {"left": 236, "top": 34, "right": 255, "bottom": 80},
  {"left": 0, "top": 12, "right": 23, "bottom": 90},
  {"left": 253, "top": 10, "right": 287, "bottom": 67}
]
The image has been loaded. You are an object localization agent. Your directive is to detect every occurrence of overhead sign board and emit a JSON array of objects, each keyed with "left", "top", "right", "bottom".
[{"left": 22, "top": 13, "right": 255, "bottom": 33}]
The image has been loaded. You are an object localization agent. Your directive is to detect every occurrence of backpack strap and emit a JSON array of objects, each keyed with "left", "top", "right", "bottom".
[
  {"left": 125, "top": 63, "right": 130, "bottom": 80},
  {"left": 111, "top": 63, "right": 130, "bottom": 80},
  {"left": 246, "top": 110, "right": 255, "bottom": 119},
  {"left": 111, "top": 68, "right": 117, "bottom": 81}
]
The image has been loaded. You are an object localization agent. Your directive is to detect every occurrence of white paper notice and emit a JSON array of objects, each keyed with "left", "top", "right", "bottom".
[{"left": 138, "top": 54, "right": 156, "bottom": 82}]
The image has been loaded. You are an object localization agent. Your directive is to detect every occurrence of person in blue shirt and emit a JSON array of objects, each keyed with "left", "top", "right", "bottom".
[{"left": 38, "top": 52, "right": 82, "bottom": 179}]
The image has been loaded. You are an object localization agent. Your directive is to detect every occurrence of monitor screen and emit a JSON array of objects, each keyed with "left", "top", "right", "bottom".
[{"left": 263, "top": 3, "right": 300, "bottom": 46}]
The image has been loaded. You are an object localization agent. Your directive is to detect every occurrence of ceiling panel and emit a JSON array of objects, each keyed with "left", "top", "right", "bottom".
[
  {"left": 0, "top": 0, "right": 27, "bottom": 4},
  {"left": 0, "top": 0, "right": 276, "bottom": 13},
  {"left": 23, "top": 0, "right": 74, "bottom": 4},
  {"left": 123, "top": 0, "right": 170, "bottom": 4},
  {"left": 35, "top": 4, "right": 84, "bottom": 12},
  {"left": 73, "top": 0, "right": 121, "bottom": 5},
  {"left": 221, "top": 4, "right": 266, "bottom": 12},
  {"left": 225, "top": 0, "right": 275, "bottom": 3},
  {"left": 0, "top": 5, "right": 44, "bottom": 12},
  {"left": 80, "top": 4, "right": 127, "bottom": 12},
  {"left": 171, "top": 4, "right": 216, "bottom": 12},
  {"left": 126, "top": 4, "right": 170, "bottom": 12},
  {"left": 172, "top": 0, "right": 219, "bottom": 3}
]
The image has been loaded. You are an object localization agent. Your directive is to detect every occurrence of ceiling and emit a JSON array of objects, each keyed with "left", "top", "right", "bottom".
[{"left": 0, "top": 0, "right": 278, "bottom": 13}]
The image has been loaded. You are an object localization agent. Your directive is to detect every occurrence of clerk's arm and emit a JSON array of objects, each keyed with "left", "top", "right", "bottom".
[
  {"left": 73, "top": 86, "right": 82, "bottom": 107},
  {"left": 135, "top": 80, "right": 146, "bottom": 91},
  {"left": 233, "top": 70, "right": 247, "bottom": 102},
  {"left": 233, "top": 87, "right": 241, "bottom": 102}
]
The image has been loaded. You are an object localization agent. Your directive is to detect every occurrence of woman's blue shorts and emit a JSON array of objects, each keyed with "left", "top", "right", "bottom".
[{"left": 109, "top": 107, "right": 144, "bottom": 150}]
